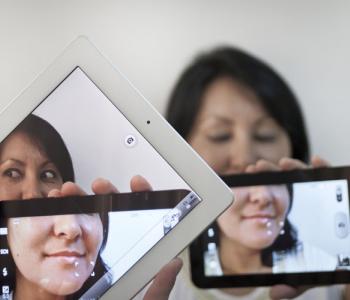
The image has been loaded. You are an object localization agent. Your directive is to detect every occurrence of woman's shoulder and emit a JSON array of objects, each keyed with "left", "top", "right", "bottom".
[
  {"left": 169, "top": 249, "right": 269, "bottom": 300},
  {"left": 292, "top": 285, "right": 345, "bottom": 300},
  {"left": 169, "top": 274, "right": 269, "bottom": 300},
  {"left": 273, "top": 241, "right": 337, "bottom": 273},
  {"left": 173, "top": 248, "right": 345, "bottom": 300}
]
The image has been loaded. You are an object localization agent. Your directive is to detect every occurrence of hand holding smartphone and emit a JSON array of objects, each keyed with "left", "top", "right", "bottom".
[{"left": 191, "top": 166, "right": 350, "bottom": 288}]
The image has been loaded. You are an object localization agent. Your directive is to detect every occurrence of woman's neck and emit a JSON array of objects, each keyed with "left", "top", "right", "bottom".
[
  {"left": 14, "top": 272, "right": 65, "bottom": 300},
  {"left": 219, "top": 233, "right": 269, "bottom": 274},
  {"left": 218, "top": 233, "right": 271, "bottom": 297}
]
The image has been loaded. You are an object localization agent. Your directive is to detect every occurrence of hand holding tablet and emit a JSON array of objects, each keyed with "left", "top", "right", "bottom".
[{"left": 0, "top": 37, "right": 233, "bottom": 299}]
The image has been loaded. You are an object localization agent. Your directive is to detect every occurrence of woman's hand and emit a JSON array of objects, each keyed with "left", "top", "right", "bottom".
[
  {"left": 278, "top": 155, "right": 329, "bottom": 170},
  {"left": 143, "top": 257, "right": 183, "bottom": 300},
  {"left": 48, "top": 174, "right": 153, "bottom": 197},
  {"left": 244, "top": 155, "right": 329, "bottom": 174}
]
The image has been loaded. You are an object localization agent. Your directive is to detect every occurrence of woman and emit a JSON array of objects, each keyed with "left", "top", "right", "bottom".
[
  {"left": 0, "top": 114, "right": 109, "bottom": 300},
  {"left": 165, "top": 47, "right": 343, "bottom": 299}
]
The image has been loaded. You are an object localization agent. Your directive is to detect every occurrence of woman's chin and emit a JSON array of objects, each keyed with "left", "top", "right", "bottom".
[
  {"left": 38, "top": 276, "right": 85, "bottom": 296},
  {"left": 241, "top": 233, "right": 277, "bottom": 250}
]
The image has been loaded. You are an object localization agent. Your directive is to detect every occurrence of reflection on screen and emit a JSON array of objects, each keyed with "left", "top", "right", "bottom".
[
  {"left": 0, "top": 67, "right": 201, "bottom": 299},
  {"left": 202, "top": 179, "right": 350, "bottom": 277}
]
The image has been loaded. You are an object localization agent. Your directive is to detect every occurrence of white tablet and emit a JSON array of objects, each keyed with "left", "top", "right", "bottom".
[{"left": 0, "top": 37, "right": 233, "bottom": 299}]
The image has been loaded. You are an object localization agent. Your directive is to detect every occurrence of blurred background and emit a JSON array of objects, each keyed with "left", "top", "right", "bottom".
[{"left": 0, "top": 0, "right": 349, "bottom": 164}]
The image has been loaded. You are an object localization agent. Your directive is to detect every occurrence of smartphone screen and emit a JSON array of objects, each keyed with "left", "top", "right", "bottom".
[
  {"left": 0, "top": 190, "right": 197, "bottom": 298},
  {"left": 191, "top": 167, "right": 350, "bottom": 287}
]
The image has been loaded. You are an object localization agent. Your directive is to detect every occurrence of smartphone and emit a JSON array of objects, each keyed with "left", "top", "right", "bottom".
[
  {"left": 190, "top": 166, "right": 350, "bottom": 287},
  {"left": 0, "top": 189, "right": 199, "bottom": 298}
]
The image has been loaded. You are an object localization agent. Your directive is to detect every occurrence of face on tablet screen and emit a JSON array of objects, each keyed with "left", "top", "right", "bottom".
[{"left": 0, "top": 67, "right": 201, "bottom": 299}]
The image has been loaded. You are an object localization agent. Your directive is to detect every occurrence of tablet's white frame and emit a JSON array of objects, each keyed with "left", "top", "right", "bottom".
[{"left": 0, "top": 36, "right": 233, "bottom": 299}]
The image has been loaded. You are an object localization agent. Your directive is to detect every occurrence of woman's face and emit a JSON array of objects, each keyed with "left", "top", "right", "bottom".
[
  {"left": 0, "top": 131, "right": 103, "bottom": 295},
  {"left": 7, "top": 214, "right": 103, "bottom": 296},
  {"left": 188, "top": 77, "right": 292, "bottom": 250},
  {"left": 0, "top": 131, "right": 63, "bottom": 200},
  {"left": 219, "top": 185, "right": 290, "bottom": 249}
]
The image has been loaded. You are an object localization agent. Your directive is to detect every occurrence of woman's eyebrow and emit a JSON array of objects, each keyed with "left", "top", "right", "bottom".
[
  {"left": 254, "top": 116, "right": 276, "bottom": 127},
  {"left": 40, "top": 160, "right": 56, "bottom": 168},
  {"left": 0, "top": 158, "right": 25, "bottom": 166},
  {"left": 199, "top": 115, "right": 234, "bottom": 125}
]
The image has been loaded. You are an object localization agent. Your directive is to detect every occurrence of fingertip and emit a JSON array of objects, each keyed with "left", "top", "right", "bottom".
[
  {"left": 130, "top": 175, "right": 153, "bottom": 192},
  {"left": 278, "top": 157, "right": 293, "bottom": 170},
  {"left": 255, "top": 159, "right": 279, "bottom": 172},
  {"left": 270, "top": 284, "right": 298, "bottom": 300},
  {"left": 170, "top": 257, "right": 183, "bottom": 274},
  {"left": 91, "top": 178, "right": 101, "bottom": 194},
  {"left": 278, "top": 157, "right": 289, "bottom": 166},
  {"left": 92, "top": 177, "right": 108, "bottom": 188},
  {"left": 48, "top": 189, "right": 61, "bottom": 197},
  {"left": 279, "top": 157, "right": 308, "bottom": 171},
  {"left": 92, "top": 178, "right": 119, "bottom": 194},
  {"left": 143, "top": 257, "right": 183, "bottom": 300},
  {"left": 61, "top": 181, "right": 75, "bottom": 193},
  {"left": 245, "top": 164, "right": 256, "bottom": 173},
  {"left": 61, "top": 181, "right": 85, "bottom": 196},
  {"left": 311, "top": 155, "right": 329, "bottom": 167},
  {"left": 256, "top": 159, "right": 270, "bottom": 170},
  {"left": 132, "top": 174, "right": 147, "bottom": 183},
  {"left": 62, "top": 181, "right": 75, "bottom": 188}
]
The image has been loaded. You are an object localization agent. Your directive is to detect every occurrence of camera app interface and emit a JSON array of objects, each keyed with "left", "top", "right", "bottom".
[
  {"left": 203, "top": 179, "right": 350, "bottom": 276},
  {"left": 0, "top": 67, "right": 201, "bottom": 299}
]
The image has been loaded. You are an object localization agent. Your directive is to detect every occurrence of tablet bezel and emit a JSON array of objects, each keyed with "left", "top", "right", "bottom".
[
  {"left": 190, "top": 166, "right": 350, "bottom": 288},
  {"left": 0, "top": 37, "right": 233, "bottom": 299}
]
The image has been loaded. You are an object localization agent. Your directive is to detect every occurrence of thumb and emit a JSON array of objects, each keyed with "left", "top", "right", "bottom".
[{"left": 143, "top": 258, "right": 183, "bottom": 300}]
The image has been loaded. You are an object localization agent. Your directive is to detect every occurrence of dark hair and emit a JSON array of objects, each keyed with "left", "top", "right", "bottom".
[
  {"left": 166, "top": 47, "right": 308, "bottom": 266},
  {"left": 0, "top": 114, "right": 110, "bottom": 297},
  {"left": 166, "top": 46, "right": 309, "bottom": 162},
  {"left": 13, "top": 113, "right": 75, "bottom": 182}
]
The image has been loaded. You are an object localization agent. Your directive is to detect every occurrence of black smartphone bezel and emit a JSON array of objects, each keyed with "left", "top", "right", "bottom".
[
  {"left": 190, "top": 166, "right": 350, "bottom": 288},
  {"left": 0, "top": 189, "right": 192, "bottom": 218},
  {"left": 0, "top": 189, "right": 197, "bottom": 295}
]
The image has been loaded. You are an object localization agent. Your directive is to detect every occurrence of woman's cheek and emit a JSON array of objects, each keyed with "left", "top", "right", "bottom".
[
  {"left": 232, "top": 188, "right": 249, "bottom": 209},
  {"left": 211, "top": 147, "right": 232, "bottom": 173},
  {"left": 217, "top": 189, "right": 246, "bottom": 229},
  {"left": 0, "top": 182, "right": 21, "bottom": 201},
  {"left": 192, "top": 141, "right": 229, "bottom": 172},
  {"left": 8, "top": 217, "right": 52, "bottom": 246},
  {"left": 7, "top": 218, "right": 45, "bottom": 262},
  {"left": 82, "top": 215, "right": 103, "bottom": 256},
  {"left": 217, "top": 204, "right": 239, "bottom": 235},
  {"left": 272, "top": 186, "right": 290, "bottom": 218}
]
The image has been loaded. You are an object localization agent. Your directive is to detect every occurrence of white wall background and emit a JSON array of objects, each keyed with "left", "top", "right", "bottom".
[
  {"left": 34, "top": 67, "right": 188, "bottom": 193},
  {"left": 0, "top": 0, "right": 349, "bottom": 165}
]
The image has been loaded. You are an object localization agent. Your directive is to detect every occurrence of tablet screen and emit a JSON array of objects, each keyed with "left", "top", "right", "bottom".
[
  {"left": 0, "top": 67, "right": 201, "bottom": 299},
  {"left": 190, "top": 167, "right": 350, "bottom": 287}
]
